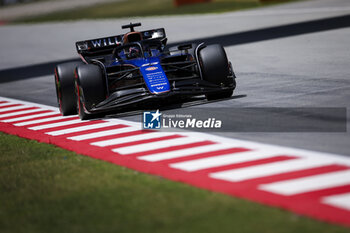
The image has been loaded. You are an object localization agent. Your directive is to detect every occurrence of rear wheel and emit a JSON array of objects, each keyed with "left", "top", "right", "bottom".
[
  {"left": 75, "top": 64, "right": 106, "bottom": 120},
  {"left": 54, "top": 61, "right": 83, "bottom": 115},
  {"left": 198, "top": 44, "right": 234, "bottom": 100}
]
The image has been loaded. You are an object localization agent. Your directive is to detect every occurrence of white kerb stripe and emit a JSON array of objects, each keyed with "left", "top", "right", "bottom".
[
  {"left": 28, "top": 119, "right": 84, "bottom": 130},
  {"left": 113, "top": 137, "right": 204, "bottom": 155},
  {"left": 260, "top": 170, "right": 350, "bottom": 196},
  {"left": 2, "top": 111, "right": 58, "bottom": 123},
  {"left": 0, "top": 102, "right": 17, "bottom": 107},
  {"left": 210, "top": 158, "right": 332, "bottom": 182},
  {"left": 322, "top": 193, "right": 350, "bottom": 211},
  {"left": 14, "top": 115, "right": 77, "bottom": 126},
  {"left": 68, "top": 126, "right": 138, "bottom": 141},
  {"left": 0, "top": 105, "right": 31, "bottom": 112},
  {"left": 91, "top": 132, "right": 175, "bottom": 147},
  {"left": 138, "top": 143, "right": 235, "bottom": 162},
  {"left": 0, "top": 108, "right": 46, "bottom": 119},
  {"left": 46, "top": 121, "right": 117, "bottom": 136},
  {"left": 170, "top": 149, "right": 284, "bottom": 172}
]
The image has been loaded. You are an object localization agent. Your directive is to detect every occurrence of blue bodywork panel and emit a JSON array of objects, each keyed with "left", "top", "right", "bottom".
[{"left": 110, "top": 52, "right": 170, "bottom": 94}]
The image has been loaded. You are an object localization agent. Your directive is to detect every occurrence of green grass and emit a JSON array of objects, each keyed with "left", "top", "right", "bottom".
[
  {"left": 15, "top": 0, "right": 300, "bottom": 23},
  {"left": 0, "top": 0, "right": 49, "bottom": 8},
  {"left": 0, "top": 132, "right": 349, "bottom": 233}
]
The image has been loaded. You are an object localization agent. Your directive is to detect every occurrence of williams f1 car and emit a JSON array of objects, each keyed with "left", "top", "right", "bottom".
[{"left": 55, "top": 23, "right": 236, "bottom": 120}]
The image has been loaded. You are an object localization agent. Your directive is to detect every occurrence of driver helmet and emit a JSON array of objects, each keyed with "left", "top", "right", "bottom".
[
  {"left": 122, "top": 31, "right": 143, "bottom": 59},
  {"left": 123, "top": 31, "right": 143, "bottom": 44}
]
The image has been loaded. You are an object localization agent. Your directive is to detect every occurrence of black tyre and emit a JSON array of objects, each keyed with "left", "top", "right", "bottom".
[
  {"left": 54, "top": 61, "right": 83, "bottom": 115},
  {"left": 198, "top": 44, "right": 234, "bottom": 100},
  {"left": 75, "top": 64, "right": 106, "bottom": 120}
]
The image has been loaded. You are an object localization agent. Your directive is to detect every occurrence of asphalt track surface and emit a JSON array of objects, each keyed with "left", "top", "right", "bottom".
[{"left": 0, "top": 0, "right": 350, "bottom": 156}]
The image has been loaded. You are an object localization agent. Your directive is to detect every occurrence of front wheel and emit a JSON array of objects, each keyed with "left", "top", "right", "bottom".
[{"left": 198, "top": 44, "right": 235, "bottom": 100}]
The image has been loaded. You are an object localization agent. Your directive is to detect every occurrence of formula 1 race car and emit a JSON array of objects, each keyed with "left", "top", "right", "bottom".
[{"left": 55, "top": 23, "right": 236, "bottom": 120}]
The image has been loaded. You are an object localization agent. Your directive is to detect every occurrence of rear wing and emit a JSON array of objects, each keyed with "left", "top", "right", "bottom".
[{"left": 75, "top": 28, "right": 166, "bottom": 58}]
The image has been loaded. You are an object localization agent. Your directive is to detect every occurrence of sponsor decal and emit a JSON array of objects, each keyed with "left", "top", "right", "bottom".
[
  {"left": 140, "top": 63, "right": 170, "bottom": 94},
  {"left": 151, "top": 31, "right": 164, "bottom": 39},
  {"left": 90, "top": 37, "right": 121, "bottom": 48},
  {"left": 151, "top": 82, "right": 167, "bottom": 87},
  {"left": 141, "top": 62, "right": 159, "bottom": 67},
  {"left": 145, "top": 66, "right": 158, "bottom": 71}
]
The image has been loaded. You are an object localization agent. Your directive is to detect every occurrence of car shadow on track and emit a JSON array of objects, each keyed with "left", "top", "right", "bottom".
[{"left": 106, "top": 94, "right": 247, "bottom": 119}]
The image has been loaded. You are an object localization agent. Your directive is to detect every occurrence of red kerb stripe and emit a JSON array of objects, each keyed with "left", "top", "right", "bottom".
[
  {"left": 0, "top": 110, "right": 54, "bottom": 121},
  {"left": 0, "top": 107, "right": 39, "bottom": 115},
  {"left": 108, "top": 134, "right": 185, "bottom": 149},
  {"left": 9, "top": 113, "right": 62, "bottom": 124},
  {"left": 82, "top": 130, "right": 152, "bottom": 143},
  {"left": 37, "top": 120, "right": 107, "bottom": 132},
  {"left": 23, "top": 116, "right": 80, "bottom": 127},
  {"left": 57, "top": 124, "right": 129, "bottom": 138},
  {"left": 0, "top": 104, "right": 22, "bottom": 109},
  {"left": 193, "top": 155, "right": 297, "bottom": 176},
  {"left": 158, "top": 147, "right": 251, "bottom": 164},
  {"left": 124, "top": 140, "right": 217, "bottom": 157}
]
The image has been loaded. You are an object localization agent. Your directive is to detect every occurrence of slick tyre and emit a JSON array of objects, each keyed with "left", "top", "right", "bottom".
[
  {"left": 75, "top": 64, "right": 106, "bottom": 120},
  {"left": 198, "top": 44, "right": 233, "bottom": 100},
  {"left": 54, "top": 62, "right": 83, "bottom": 115}
]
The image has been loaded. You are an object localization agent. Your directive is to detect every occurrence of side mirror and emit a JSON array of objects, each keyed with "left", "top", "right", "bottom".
[{"left": 178, "top": 44, "right": 192, "bottom": 50}]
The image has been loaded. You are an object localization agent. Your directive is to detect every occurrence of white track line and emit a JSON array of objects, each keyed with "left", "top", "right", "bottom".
[
  {"left": 28, "top": 119, "right": 84, "bottom": 130},
  {"left": 322, "top": 193, "right": 350, "bottom": 211},
  {"left": 67, "top": 126, "right": 138, "bottom": 141},
  {"left": 14, "top": 115, "right": 77, "bottom": 126},
  {"left": 113, "top": 137, "right": 205, "bottom": 155},
  {"left": 0, "top": 105, "right": 32, "bottom": 112},
  {"left": 2, "top": 111, "right": 58, "bottom": 123},
  {"left": 46, "top": 121, "right": 117, "bottom": 136},
  {"left": 170, "top": 149, "right": 285, "bottom": 172},
  {"left": 138, "top": 143, "right": 235, "bottom": 162},
  {"left": 91, "top": 132, "right": 176, "bottom": 147},
  {"left": 209, "top": 158, "right": 333, "bottom": 182},
  {"left": 0, "top": 108, "right": 46, "bottom": 119},
  {"left": 259, "top": 170, "right": 350, "bottom": 196}
]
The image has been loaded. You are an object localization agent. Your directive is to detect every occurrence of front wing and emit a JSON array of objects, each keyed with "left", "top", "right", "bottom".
[{"left": 87, "top": 78, "right": 235, "bottom": 114}]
